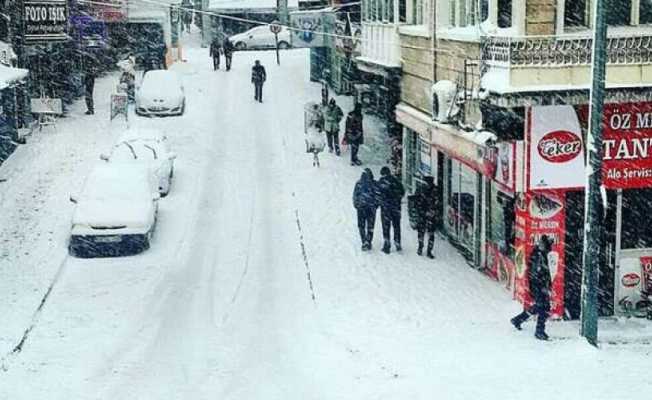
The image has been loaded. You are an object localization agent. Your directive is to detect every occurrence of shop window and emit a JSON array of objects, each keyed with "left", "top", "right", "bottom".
[
  {"left": 445, "top": 158, "right": 477, "bottom": 255},
  {"left": 606, "top": 0, "right": 632, "bottom": 26},
  {"left": 641, "top": 0, "right": 652, "bottom": 24},
  {"left": 497, "top": 0, "right": 512, "bottom": 28},
  {"left": 621, "top": 188, "right": 652, "bottom": 249},
  {"left": 564, "top": 0, "right": 588, "bottom": 27},
  {"left": 488, "top": 183, "right": 515, "bottom": 257}
]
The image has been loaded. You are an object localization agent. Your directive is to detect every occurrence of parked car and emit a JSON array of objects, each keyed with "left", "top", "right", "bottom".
[
  {"left": 69, "top": 163, "right": 159, "bottom": 258},
  {"left": 229, "top": 25, "right": 292, "bottom": 50},
  {"left": 104, "top": 130, "right": 177, "bottom": 196},
  {"left": 135, "top": 70, "right": 185, "bottom": 116}
]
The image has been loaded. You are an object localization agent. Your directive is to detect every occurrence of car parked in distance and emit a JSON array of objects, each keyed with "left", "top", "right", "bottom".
[
  {"left": 105, "top": 130, "right": 176, "bottom": 196},
  {"left": 69, "top": 163, "right": 159, "bottom": 258},
  {"left": 230, "top": 25, "right": 292, "bottom": 50},
  {"left": 136, "top": 70, "right": 185, "bottom": 116}
]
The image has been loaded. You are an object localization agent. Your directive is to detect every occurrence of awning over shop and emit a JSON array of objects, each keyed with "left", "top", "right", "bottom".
[{"left": 0, "top": 65, "right": 29, "bottom": 90}]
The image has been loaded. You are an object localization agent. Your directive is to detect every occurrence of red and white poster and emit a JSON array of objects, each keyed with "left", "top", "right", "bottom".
[
  {"left": 601, "top": 102, "right": 652, "bottom": 189},
  {"left": 641, "top": 256, "right": 652, "bottom": 294},
  {"left": 527, "top": 106, "right": 585, "bottom": 191},
  {"left": 485, "top": 242, "right": 515, "bottom": 291},
  {"left": 513, "top": 191, "right": 566, "bottom": 318},
  {"left": 87, "top": 0, "right": 127, "bottom": 22}
]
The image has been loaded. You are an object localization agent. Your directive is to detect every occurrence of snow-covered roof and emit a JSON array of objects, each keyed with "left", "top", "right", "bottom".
[
  {"left": 208, "top": 0, "right": 298, "bottom": 11},
  {"left": 0, "top": 65, "right": 28, "bottom": 90}
]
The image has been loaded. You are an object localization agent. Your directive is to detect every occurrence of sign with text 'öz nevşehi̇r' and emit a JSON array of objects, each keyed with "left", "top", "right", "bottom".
[{"left": 23, "top": 0, "right": 69, "bottom": 43}]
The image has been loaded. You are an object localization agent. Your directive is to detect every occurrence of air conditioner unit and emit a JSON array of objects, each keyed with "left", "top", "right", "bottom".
[{"left": 431, "top": 80, "right": 459, "bottom": 123}]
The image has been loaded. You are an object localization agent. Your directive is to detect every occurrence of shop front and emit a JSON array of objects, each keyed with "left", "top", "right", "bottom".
[{"left": 519, "top": 102, "right": 652, "bottom": 319}]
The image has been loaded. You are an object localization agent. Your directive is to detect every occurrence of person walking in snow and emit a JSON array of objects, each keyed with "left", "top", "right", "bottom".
[
  {"left": 251, "top": 60, "right": 267, "bottom": 102},
  {"left": 223, "top": 37, "right": 234, "bottom": 71},
  {"left": 377, "top": 166, "right": 405, "bottom": 254},
  {"left": 414, "top": 176, "right": 439, "bottom": 258},
  {"left": 353, "top": 168, "right": 379, "bottom": 251},
  {"left": 323, "top": 98, "right": 344, "bottom": 156},
  {"left": 83, "top": 54, "right": 97, "bottom": 115},
  {"left": 306, "top": 103, "right": 326, "bottom": 167},
  {"left": 345, "top": 103, "right": 364, "bottom": 165},
  {"left": 511, "top": 235, "right": 553, "bottom": 340},
  {"left": 209, "top": 37, "right": 222, "bottom": 70},
  {"left": 117, "top": 54, "right": 136, "bottom": 102}
]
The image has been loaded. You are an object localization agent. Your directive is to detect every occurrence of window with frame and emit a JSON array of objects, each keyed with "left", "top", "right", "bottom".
[
  {"left": 497, "top": 0, "right": 512, "bottom": 28},
  {"left": 564, "top": 0, "right": 588, "bottom": 27},
  {"left": 640, "top": 0, "right": 652, "bottom": 24},
  {"left": 606, "top": 0, "right": 632, "bottom": 26}
]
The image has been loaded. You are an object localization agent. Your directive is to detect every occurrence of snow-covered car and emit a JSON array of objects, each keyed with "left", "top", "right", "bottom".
[
  {"left": 104, "top": 131, "right": 176, "bottom": 196},
  {"left": 230, "top": 25, "right": 292, "bottom": 50},
  {"left": 135, "top": 70, "right": 185, "bottom": 116},
  {"left": 68, "top": 163, "right": 159, "bottom": 258}
]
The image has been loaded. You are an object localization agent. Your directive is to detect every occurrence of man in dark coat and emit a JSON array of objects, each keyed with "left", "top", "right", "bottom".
[
  {"left": 415, "top": 176, "right": 438, "bottom": 258},
  {"left": 251, "top": 60, "right": 267, "bottom": 102},
  {"left": 223, "top": 38, "right": 234, "bottom": 71},
  {"left": 345, "top": 103, "right": 364, "bottom": 165},
  {"left": 209, "top": 37, "right": 221, "bottom": 70},
  {"left": 353, "top": 168, "right": 379, "bottom": 251},
  {"left": 511, "top": 235, "right": 553, "bottom": 340},
  {"left": 83, "top": 54, "right": 97, "bottom": 115},
  {"left": 377, "top": 166, "right": 405, "bottom": 253}
]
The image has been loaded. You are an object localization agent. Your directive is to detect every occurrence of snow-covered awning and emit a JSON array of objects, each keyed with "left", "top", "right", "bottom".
[
  {"left": 0, "top": 65, "right": 28, "bottom": 90},
  {"left": 128, "top": 0, "right": 182, "bottom": 22}
]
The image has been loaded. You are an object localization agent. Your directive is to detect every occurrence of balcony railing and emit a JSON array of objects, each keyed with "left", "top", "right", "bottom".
[{"left": 482, "top": 33, "right": 652, "bottom": 67}]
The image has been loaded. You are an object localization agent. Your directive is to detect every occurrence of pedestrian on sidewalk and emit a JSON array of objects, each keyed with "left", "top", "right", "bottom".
[
  {"left": 306, "top": 103, "right": 326, "bottom": 167},
  {"left": 210, "top": 37, "right": 222, "bottom": 70},
  {"left": 377, "top": 166, "right": 405, "bottom": 253},
  {"left": 511, "top": 235, "right": 553, "bottom": 340},
  {"left": 323, "top": 98, "right": 344, "bottom": 156},
  {"left": 353, "top": 168, "right": 379, "bottom": 251},
  {"left": 251, "top": 60, "right": 267, "bottom": 102},
  {"left": 83, "top": 54, "right": 97, "bottom": 115},
  {"left": 414, "top": 176, "right": 439, "bottom": 258},
  {"left": 345, "top": 103, "right": 364, "bottom": 165},
  {"left": 223, "top": 37, "right": 234, "bottom": 71},
  {"left": 117, "top": 54, "right": 136, "bottom": 103}
]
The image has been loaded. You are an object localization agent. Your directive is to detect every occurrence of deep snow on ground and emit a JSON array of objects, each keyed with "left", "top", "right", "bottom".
[{"left": 1, "top": 29, "right": 652, "bottom": 399}]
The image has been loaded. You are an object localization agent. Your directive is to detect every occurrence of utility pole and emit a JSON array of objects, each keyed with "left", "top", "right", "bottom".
[{"left": 580, "top": 0, "right": 608, "bottom": 347}]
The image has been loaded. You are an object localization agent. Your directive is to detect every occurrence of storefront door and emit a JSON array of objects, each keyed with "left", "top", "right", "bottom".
[{"left": 444, "top": 157, "right": 481, "bottom": 265}]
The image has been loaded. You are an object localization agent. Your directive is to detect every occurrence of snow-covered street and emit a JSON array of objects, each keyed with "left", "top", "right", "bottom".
[{"left": 1, "top": 31, "right": 651, "bottom": 400}]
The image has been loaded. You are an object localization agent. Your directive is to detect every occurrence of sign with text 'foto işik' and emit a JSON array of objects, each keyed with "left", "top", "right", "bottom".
[{"left": 23, "top": 0, "right": 69, "bottom": 43}]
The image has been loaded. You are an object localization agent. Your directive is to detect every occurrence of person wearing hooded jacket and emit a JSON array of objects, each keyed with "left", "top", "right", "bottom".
[
  {"left": 377, "top": 166, "right": 405, "bottom": 253},
  {"left": 209, "top": 37, "right": 222, "bottom": 70},
  {"left": 345, "top": 103, "right": 364, "bottom": 165},
  {"left": 414, "top": 176, "right": 439, "bottom": 258},
  {"left": 353, "top": 168, "right": 379, "bottom": 251},
  {"left": 511, "top": 235, "right": 553, "bottom": 340}
]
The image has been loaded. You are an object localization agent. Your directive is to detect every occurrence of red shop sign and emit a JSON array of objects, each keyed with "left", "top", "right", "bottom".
[{"left": 602, "top": 102, "right": 652, "bottom": 189}]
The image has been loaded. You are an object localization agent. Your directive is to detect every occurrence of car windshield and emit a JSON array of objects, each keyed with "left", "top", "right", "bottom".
[{"left": 3, "top": 2, "right": 652, "bottom": 399}]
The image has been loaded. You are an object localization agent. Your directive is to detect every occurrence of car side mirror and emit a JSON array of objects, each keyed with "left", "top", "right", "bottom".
[
  {"left": 168, "top": 152, "right": 177, "bottom": 160},
  {"left": 100, "top": 154, "right": 110, "bottom": 162},
  {"left": 69, "top": 195, "right": 78, "bottom": 204}
]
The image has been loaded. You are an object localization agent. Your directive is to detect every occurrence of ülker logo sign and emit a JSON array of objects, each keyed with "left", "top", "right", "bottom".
[{"left": 537, "top": 130, "right": 582, "bottom": 163}]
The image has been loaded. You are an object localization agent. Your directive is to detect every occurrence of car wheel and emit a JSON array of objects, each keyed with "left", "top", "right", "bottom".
[
  {"left": 235, "top": 42, "right": 246, "bottom": 50},
  {"left": 278, "top": 41, "right": 290, "bottom": 49}
]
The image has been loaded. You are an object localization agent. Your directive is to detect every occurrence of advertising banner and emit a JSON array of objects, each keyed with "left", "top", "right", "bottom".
[
  {"left": 290, "top": 11, "right": 324, "bottom": 48},
  {"left": 601, "top": 102, "right": 652, "bottom": 189},
  {"left": 527, "top": 106, "right": 585, "bottom": 191},
  {"left": 513, "top": 191, "right": 566, "bottom": 318},
  {"left": 485, "top": 242, "right": 515, "bottom": 291},
  {"left": 85, "top": 0, "right": 127, "bottom": 23},
  {"left": 23, "top": 0, "right": 69, "bottom": 43}
]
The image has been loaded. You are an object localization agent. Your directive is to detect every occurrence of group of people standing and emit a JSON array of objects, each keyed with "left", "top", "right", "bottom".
[
  {"left": 209, "top": 37, "right": 235, "bottom": 71},
  {"left": 352, "top": 167, "right": 405, "bottom": 254},
  {"left": 353, "top": 170, "right": 442, "bottom": 259}
]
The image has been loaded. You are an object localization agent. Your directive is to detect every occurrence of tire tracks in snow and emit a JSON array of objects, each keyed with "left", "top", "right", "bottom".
[{"left": 1, "top": 252, "right": 68, "bottom": 371}]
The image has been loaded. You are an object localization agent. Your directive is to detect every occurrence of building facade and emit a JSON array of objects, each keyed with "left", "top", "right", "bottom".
[{"left": 398, "top": 0, "right": 652, "bottom": 320}]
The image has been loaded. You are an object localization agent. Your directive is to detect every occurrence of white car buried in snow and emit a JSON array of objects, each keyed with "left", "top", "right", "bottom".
[
  {"left": 136, "top": 70, "right": 186, "bottom": 116},
  {"left": 103, "top": 132, "right": 177, "bottom": 196},
  {"left": 69, "top": 163, "right": 159, "bottom": 258}
]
